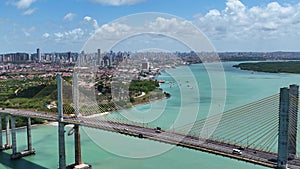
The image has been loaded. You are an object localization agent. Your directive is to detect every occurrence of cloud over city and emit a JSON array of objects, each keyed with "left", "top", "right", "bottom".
[
  {"left": 194, "top": 0, "right": 300, "bottom": 41},
  {"left": 63, "top": 13, "right": 76, "bottom": 21},
  {"left": 84, "top": 16, "right": 99, "bottom": 30},
  {"left": 22, "top": 8, "right": 36, "bottom": 15},
  {"left": 12, "top": 0, "right": 36, "bottom": 9}
]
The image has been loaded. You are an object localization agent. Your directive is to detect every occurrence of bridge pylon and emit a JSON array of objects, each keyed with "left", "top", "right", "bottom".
[
  {"left": 288, "top": 84, "right": 299, "bottom": 157},
  {"left": 57, "top": 74, "right": 91, "bottom": 169},
  {"left": 277, "top": 85, "right": 299, "bottom": 169}
]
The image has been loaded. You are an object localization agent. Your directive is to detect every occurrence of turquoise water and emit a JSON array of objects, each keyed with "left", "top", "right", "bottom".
[{"left": 1, "top": 62, "right": 300, "bottom": 169}]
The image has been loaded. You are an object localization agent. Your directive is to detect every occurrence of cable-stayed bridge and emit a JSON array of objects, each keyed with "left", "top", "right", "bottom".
[{"left": 0, "top": 75, "right": 300, "bottom": 169}]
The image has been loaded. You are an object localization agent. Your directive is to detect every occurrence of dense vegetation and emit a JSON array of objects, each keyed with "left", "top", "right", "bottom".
[
  {"left": 222, "top": 57, "right": 266, "bottom": 62},
  {"left": 0, "top": 77, "right": 56, "bottom": 128},
  {"left": 129, "top": 80, "right": 159, "bottom": 95},
  {"left": 233, "top": 61, "right": 300, "bottom": 74},
  {"left": 129, "top": 80, "right": 169, "bottom": 105},
  {"left": 97, "top": 80, "right": 170, "bottom": 110},
  {"left": 0, "top": 78, "right": 57, "bottom": 111},
  {"left": 0, "top": 77, "right": 169, "bottom": 128}
]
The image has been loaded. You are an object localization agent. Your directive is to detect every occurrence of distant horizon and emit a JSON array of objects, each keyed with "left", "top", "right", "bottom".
[{"left": 2, "top": 50, "right": 300, "bottom": 54}]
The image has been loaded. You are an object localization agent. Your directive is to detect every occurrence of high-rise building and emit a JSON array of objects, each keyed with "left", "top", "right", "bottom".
[
  {"left": 142, "top": 62, "right": 150, "bottom": 71},
  {"left": 109, "top": 51, "right": 113, "bottom": 67},
  {"left": 67, "top": 52, "right": 72, "bottom": 63},
  {"left": 97, "top": 49, "right": 102, "bottom": 66},
  {"left": 28, "top": 54, "right": 32, "bottom": 61},
  {"left": 37, "top": 48, "right": 41, "bottom": 62}
]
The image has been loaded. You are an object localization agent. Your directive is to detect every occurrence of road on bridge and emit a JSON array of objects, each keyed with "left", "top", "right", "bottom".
[{"left": 2, "top": 108, "right": 300, "bottom": 169}]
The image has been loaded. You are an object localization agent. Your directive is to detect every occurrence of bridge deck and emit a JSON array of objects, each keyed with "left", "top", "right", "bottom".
[{"left": 1, "top": 108, "right": 300, "bottom": 169}]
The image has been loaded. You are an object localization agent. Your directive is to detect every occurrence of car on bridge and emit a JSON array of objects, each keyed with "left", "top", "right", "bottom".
[
  {"left": 232, "top": 149, "right": 242, "bottom": 155},
  {"left": 155, "top": 127, "right": 162, "bottom": 133},
  {"left": 237, "top": 146, "right": 245, "bottom": 150}
]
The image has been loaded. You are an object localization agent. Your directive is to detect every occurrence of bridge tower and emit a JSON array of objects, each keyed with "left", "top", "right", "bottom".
[
  {"left": 288, "top": 84, "right": 299, "bottom": 157},
  {"left": 57, "top": 74, "right": 66, "bottom": 169},
  {"left": 57, "top": 74, "right": 91, "bottom": 169},
  {"left": 277, "top": 85, "right": 299, "bottom": 169},
  {"left": 73, "top": 72, "right": 83, "bottom": 165},
  {"left": 277, "top": 87, "right": 289, "bottom": 169}
]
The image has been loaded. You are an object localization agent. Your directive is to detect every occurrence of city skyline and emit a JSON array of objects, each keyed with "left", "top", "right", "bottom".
[{"left": 1, "top": 0, "right": 300, "bottom": 53}]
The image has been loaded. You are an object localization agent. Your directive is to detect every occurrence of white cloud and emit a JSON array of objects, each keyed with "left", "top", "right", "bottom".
[
  {"left": 148, "top": 17, "right": 195, "bottom": 35},
  {"left": 64, "top": 28, "right": 84, "bottom": 39},
  {"left": 51, "top": 28, "right": 86, "bottom": 42},
  {"left": 64, "top": 13, "right": 76, "bottom": 21},
  {"left": 83, "top": 14, "right": 212, "bottom": 52},
  {"left": 95, "top": 22, "right": 131, "bottom": 39},
  {"left": 22, "top": 26, "right": 35, "bottom": 36},
  {"left": 89, "top": 0, "right": 145, "bottom": 6},
  {"left": 84, "top": 16, "right": 92, "bottom": 22},
  {"left": 194, "top": 0, "right": 300, "bottom": 42},
  {"left": 54, "top": 32, "right": 64, "bottom": 38},
  {"left": 13, "top": 0, "right": 36, "bottom": 9},
  {"left": 84, "top": 16, "right": 99, "bottom": 30},
  {"left": 22, "top": 8, "right": 36, "bottom": 15},
  {"left": 93, "top": 16, "right": 195, "bottom": 41},
  {"left": 42, "top": 33, "right": 50, "bottom": 38}
]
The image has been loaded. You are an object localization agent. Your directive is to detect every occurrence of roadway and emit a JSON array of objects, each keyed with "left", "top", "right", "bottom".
[{"left": 1, "top": 108, "right": 300, "bottom": 169}]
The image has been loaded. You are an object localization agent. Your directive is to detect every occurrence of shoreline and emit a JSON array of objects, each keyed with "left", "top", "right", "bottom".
[
  {"left": 233, "top": 61, "right": 300, "bottom": 74},
  {"left": 0, "top": 94, "right": 170, "bottom": 129}
]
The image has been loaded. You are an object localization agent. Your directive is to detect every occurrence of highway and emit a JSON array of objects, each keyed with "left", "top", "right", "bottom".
[{"left": 1, "top": 108, "right": 300, "bottom": 169}]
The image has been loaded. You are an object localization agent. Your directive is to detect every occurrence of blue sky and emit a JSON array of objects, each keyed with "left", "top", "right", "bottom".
[{"left": 1, "top": 0, "right": 300, "bottom": 53}]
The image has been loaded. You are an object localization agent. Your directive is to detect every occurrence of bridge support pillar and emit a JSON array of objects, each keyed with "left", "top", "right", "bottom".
[
  {"left": 288, "top": 84, "right": 298, "bottom": 157},
  {"left": 66, "top": 125, "right": 91, "bottom": 169},
  {"left": 10, "top": 116, "right": 35, "bottom": 159},
  {"left": 65, "top": 73, "right": 91, "bottom": 169},
  {"left": 0, "top": 116, "right": 2, "bottom": 149},
  {"left": 0, "top": 115, "right": 12, "bottom": 151},
  {"left": 74, "top": 124, "right": 82, "bottom": 165},
  {"left": 277, "top": 87, "right": 290, "bottom": 169},
  {"left": 11, "top": 116, "right": 17, "bottom": 156},
  {"left": 27, "top": 117, "right": 33, "bottom": 151},
  {"left": 58, "top": 122, "right": 66, "bottom": 169},
  {"left": 5, "top": 115, "right": 12, "bottom": 149}
]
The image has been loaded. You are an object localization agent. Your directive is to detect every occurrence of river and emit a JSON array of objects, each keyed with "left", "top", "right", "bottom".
[{"left": 1, "top": 62, "right": 300, "bottom": 169}]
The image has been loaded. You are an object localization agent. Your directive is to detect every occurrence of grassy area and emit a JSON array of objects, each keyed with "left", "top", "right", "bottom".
[
  {"left": 0, "top": 77, "right": 170, "bottom": 128},
  {"left": 0, "top": 77, "right": 57, "bottom": 129},
  {"left": 233, "top": 61, "right": 300, "bottom": 74}
]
